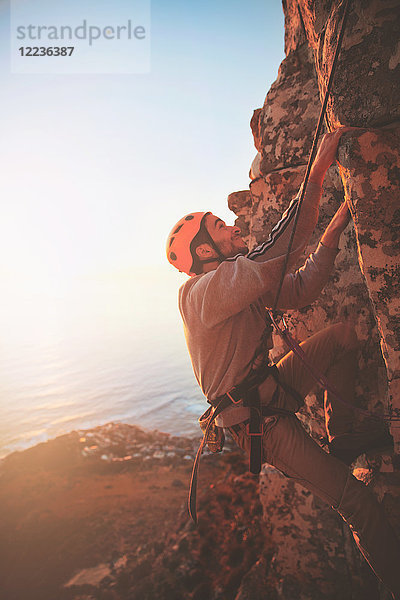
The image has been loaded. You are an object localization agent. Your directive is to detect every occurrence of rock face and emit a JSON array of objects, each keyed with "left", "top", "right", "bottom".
[
  {"left": 227, "top": 1, "right": 400, "bottom": 598},
  {"left": 249, "top": 44, "right": 321, "bottom": 175},
  {"left": 292, "top": 0, "right": 400, "bottom": 129},
  {"left": 256, "top": 465, "right": 377, "bottom": 600},
  {"left": 338, "top": 128, "right": 400, "bottom": 430}
]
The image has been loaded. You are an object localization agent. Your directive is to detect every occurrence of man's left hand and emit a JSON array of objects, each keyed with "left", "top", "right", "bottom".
[
  {"left": 309, "top": 127, "right": 359, "bottom": 186},
  {"left": 320, "top": 202, "right": 352, "bottom": 249}
]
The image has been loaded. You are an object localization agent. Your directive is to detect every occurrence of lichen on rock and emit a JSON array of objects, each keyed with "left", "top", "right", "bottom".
[
  {"left": 250, "top": 44, "right": 320, "bottom": 178},
  {"left": 337, "top": 128, "right": 400, "bottom": 432},
  {"left": 258, "top": 464, "right": 377, "bottom": 600}
]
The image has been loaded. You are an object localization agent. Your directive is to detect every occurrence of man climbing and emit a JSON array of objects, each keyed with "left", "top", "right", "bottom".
[{"left": 166, "top": 128, "right": 400, "bottom": 598}]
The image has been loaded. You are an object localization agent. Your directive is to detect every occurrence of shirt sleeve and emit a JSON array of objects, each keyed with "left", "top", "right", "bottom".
[
  {"left": 246, "top": 181, "right": 322, "bottom": 265},
  {"left": 261, "top": 243, "right": 339, "bottom": 309}
]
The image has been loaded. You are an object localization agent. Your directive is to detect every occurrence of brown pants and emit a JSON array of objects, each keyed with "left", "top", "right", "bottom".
[{"left": 229, "top": 323, "right": 400, "bottom": 599}]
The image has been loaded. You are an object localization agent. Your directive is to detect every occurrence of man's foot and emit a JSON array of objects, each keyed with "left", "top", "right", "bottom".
[{"left": 329, "top": 429, "right": 394, "bottom": 466}]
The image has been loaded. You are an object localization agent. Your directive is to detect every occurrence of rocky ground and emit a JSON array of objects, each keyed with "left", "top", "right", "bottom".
[
  {"left": 1, "top": 422, "right": 399, "bottom": 600},
  {"left": 0, "top": 423, "right": 268, "bottom": 600}
]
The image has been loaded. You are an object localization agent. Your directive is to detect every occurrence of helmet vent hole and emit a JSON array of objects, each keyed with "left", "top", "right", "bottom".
[
  {"left": 169, "top": 237, "right": 175, "bottom": 247},
  {"left": 185, "top": 215, "right": 194, "bottom": 221},
  {"left": 173, "top": 224, "right": 183, "bottom": 234},
  {"left": 170, "top": 252, "right": 177, "bottom": 261}
]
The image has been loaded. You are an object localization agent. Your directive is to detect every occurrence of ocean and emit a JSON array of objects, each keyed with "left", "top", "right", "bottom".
[{"left": 0, "top": 266, "right": 205, "bottom": 458}]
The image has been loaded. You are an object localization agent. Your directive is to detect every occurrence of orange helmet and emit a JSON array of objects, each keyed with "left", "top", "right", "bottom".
[{"left": 166, "top": 212, "right": 210, "bottom": 276}]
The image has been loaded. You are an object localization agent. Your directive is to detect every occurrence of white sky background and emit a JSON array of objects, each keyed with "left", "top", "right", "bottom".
[
  {"left": 0, "top": 1, "right": 287, "bottom": 451},
  {"left": 0, "top": 0, "right": 285, "bottom": 294}
]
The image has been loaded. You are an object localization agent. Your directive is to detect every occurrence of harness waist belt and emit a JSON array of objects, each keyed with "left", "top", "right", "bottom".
[
  {"left": 189, "top": 362, "right": 280, "bottom": 524},
  {"left": 209, "top": 363, "right": 279, "bottom": 407}
]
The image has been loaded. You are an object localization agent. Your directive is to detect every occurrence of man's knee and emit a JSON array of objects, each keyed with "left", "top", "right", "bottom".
[{"left": 331, "top": 322, "right": 358, "bottom": 352}]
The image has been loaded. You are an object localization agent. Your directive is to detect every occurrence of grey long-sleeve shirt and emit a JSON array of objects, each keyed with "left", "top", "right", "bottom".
[{"left": 178, "top": 182, "right": 338, "bottom": 409}]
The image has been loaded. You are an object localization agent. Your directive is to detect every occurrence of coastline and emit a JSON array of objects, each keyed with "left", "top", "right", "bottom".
[{"left": 0, "top": 422, "right": 265, "bottom": 600}]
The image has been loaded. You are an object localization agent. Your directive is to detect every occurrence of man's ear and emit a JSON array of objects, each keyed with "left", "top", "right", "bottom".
[{"left": 195, "top": 243, "right": 215, "bottom": 259}]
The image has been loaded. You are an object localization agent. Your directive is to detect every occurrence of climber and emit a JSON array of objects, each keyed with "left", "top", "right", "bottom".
[{"left": 166, "top": 127, "right": 400, "bottom": 598}]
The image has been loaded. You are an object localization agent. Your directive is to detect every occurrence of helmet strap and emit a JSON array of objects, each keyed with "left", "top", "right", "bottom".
[
  {"left": 201, "top": 257, "right": 222, "bottom": 265},
  {"left": 202, "top": 227, "right": 226, "bottom": 264},
  {"left": 192, "top": 214, "right": 226, "bottom": 273}
]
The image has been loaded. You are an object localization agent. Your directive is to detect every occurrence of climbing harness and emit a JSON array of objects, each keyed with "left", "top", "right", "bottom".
[{"left": 189, "top": 362, "right": 298, "bottom": 524}]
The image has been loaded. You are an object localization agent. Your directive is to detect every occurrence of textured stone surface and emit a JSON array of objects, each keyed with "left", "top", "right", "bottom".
[
  {"left": 250, "top": 44, "right": 320, "bottom": 176},
  {"left": 249, "top": 151, "right": 262, "bottom": 180},
  {"left": 282, "top": 0, "right": 307, "bottom": 56},
  {"left": 300, "top": 0, "right": 400, "bottom": 129},
  {"left": 253, "top": 0, "right": 400, "bottom": 179},
  {"left": 227, "top": 189, "right": 252, "bottom": 240},
  {"left": 337, "top": 128, "right": 400, "bottom": 447},
  {"left": 234, "top": 557, "right": 271, "bottom": 600},
  {"left": 257, "top": 465, "right": 378, "bottom": 600}
]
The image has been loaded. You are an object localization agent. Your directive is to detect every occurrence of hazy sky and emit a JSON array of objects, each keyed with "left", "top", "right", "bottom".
[{"left": 0, "top": 0, "right": 285, "bottom": 289}]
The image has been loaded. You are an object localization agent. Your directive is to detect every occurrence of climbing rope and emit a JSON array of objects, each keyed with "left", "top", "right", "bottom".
[
  {"left": 269, "top": 0, "right": 400, "bottom": 426},
  {"left": 272, "top": 0, "right": 352, "bottom": 312}
]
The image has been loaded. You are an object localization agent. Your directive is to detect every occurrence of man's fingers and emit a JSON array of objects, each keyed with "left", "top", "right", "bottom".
[
  {"left": 313, "top": 127, "right": 359, "bottom": 176},
  {"left": 323, "top": 127, "right": 356, "bottom": 150},
  {"left": 339, "top": 202, "right": 350, "bottom": 216},
  {"left": 338, "top": 201, "right": 351, "bottom": 220},
  {"left": 322, "top": 127, "right": 356, "bottom": 140},
  {"left": 333, "top": 126, "right": 359, "bottom": 136}
]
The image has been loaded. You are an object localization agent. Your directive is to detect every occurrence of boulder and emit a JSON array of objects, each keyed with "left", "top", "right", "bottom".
[
  {"left": 281, "top": 0, "right": 308, "bottom": 56},
  {"left": 250, "top": 45, "right": 321, "bottom": 176},
  {"left": 255, "top": 464, "right": 378, "bottom": 600},
  {"left": 337, "top": 128, "right": 400, "bottom": 448},
  {"left": 299, "top": 0, "right": 400, "bottom": 128}
]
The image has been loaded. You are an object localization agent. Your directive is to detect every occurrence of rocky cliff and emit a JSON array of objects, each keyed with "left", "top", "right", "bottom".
[{"left": 228, "top": 1, "right": 400, "bottom": 598}]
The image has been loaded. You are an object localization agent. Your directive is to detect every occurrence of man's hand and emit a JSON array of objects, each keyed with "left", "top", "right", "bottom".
[
  {"left": 309, "top": 127, "right": 356, "bottom": 186},
  {"left": 320, "top": 201, "right": 351, "bottom": 249}
]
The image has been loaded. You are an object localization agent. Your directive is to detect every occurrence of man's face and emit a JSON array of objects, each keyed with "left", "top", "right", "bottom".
[{"left": 204, "top": 213, "right": 248, "bottom": 258}]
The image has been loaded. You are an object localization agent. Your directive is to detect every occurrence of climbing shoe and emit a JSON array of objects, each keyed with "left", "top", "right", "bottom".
[{"left": 329, "top": 429, "right": 394, "bottom": 466}]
